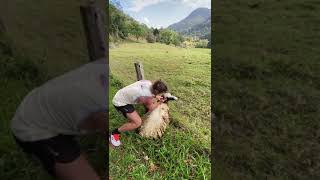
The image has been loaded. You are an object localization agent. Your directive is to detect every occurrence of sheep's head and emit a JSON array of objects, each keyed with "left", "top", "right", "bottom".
[
  {"left": 139, "top": 93, "right": 178, "bottom": 139},
  {"left": 161, "top": 93, "right": 178, "bottom": 103}
]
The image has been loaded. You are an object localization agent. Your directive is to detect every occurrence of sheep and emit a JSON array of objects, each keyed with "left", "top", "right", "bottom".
[{"left": 139, "top": 93, "right": 178, "bottom": 139}]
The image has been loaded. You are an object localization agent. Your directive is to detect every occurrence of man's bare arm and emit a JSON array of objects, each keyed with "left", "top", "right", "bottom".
[
  {"left": 137, "top": 95, "right": 165, "bottom": 104},
  {"left": 137, "top": 96, "right": 154, "bottom": 105}
]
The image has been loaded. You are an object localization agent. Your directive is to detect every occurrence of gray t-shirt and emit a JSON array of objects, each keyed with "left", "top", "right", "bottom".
[{"left": 11, "top": 60, "right": 108, "bottom": 142}]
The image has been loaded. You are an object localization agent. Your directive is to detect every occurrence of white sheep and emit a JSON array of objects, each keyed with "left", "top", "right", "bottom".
[{"left": 139, "top": 93, "right": 178, "bottom": 139}]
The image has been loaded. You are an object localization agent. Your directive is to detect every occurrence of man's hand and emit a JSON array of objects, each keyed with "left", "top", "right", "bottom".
[
  {"left": 155, "top": 95, "right": 166, "bottom": 103},
  {"left": 138, "top": 95, "right": 166, "bottom": 110}
]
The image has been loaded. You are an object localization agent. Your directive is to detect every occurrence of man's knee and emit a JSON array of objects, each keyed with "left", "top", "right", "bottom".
[
  {"left": 55, "top": 154, "right": 100, "bottom": 180},
  {"left": 127, "top": 112, "right": 142, "bottom": 128},
  {"left": 132, "top": 118, "right": 142, "bottom": 128}
]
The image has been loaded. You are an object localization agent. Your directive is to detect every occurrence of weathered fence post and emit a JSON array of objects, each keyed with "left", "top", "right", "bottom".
[
  {"left": 134, "top": 62, "right": 144, "bottom": 81},
  {"left": 80, "top": 1, "right": 106, "bottom": 61}
]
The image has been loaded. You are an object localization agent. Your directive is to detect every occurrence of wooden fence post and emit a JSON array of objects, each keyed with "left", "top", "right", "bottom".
[
  {"left": 80, "top": 1, "right": 106, "bottom": 61},
  {"left": 134, "top": 62, "right": 144, "bottom": 81}
]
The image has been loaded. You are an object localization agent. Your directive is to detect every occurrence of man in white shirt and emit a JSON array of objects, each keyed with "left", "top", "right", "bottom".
[
  {"left": 11, "top": 59, "right": 107, "bottom": 180},
  {"left": 110, "top": 80, "right": 168, "bottom": 147}
]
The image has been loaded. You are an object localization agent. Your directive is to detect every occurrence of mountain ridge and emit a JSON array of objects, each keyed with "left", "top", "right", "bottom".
[{"left": 168, "top": 7, "right": 211, "bottom": 37}]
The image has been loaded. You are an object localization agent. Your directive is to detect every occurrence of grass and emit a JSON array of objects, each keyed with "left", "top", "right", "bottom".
[
  {"left": 213, "top": 0, "right": 320, "bottom": 179},
  {"left": 0, "top": 0, "right": 107, "bottom": 180},
  {"left": 0, "top": 34, "right": 107, "bottom": 179},
  {"left": 0, "top": 0, "right": 92, "bottom": 77},
  {"left": 109, "top": 42, "right": 211, "bottom": 179},
  {"left": 0, "top": 1, "right": 108, "bottom": 179}
]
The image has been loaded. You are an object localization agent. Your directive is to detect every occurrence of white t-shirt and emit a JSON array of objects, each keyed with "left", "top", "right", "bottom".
[
  {"left": 11, "top": 59, "right": 108, "bottom": 142},
  {"left": 112, "top": 80, "right": 153, "bottom": 107}
]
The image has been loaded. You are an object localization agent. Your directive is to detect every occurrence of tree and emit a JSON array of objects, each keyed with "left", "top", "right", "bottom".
[
  {"left": 146, "top": 33, "right": 156, "bottom": 43},
  {"left": 195, "top": 39, "right": 209, "bottom": 48},
  {"left": 129, "top": 22, "right": 147, "bottom": 40},
  {"left": 109, "top": 4, "right": 149, "bottom": 41},
  {"left": 109, "top": 4, "right": 130, "bottom": 39},
  {"left": 153, "top": 28, "right": 160, "bottom": 36},
  {"left": 158, "top": 29, "right": 183, "bottom": 46},
  {"left": 176, "top": 34, "right": 185, "bottom": 46},
  {"left": 153, "top": 28, "right": 160, "bottom": 41},
  {"left": 206, "top": 33, "right": 212, "bottom": 48},
  {"left": 159, "top": 29, "right": 173, "bottom": 45}
]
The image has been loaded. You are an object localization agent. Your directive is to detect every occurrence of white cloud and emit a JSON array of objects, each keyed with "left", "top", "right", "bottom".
[
  {"left": 127, "top": 0, "right": 211, "bottom": 12},
  {"left": 128, "top": 0, "right": 165, "bottom": 12},
  {"left": 143, "top": 17, "right": 150, "bottom": 23},
  {"left": 180, "top": 0, "right": 211, "bottom": 8}
]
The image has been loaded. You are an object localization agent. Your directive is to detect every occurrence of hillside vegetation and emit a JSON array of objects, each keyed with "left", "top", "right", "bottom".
[
  {"left": 213, "top": 0, "right": 320, "bottom": 179},
  {"left": 109, "top": 42, "right": 211, "bottom": 179}
]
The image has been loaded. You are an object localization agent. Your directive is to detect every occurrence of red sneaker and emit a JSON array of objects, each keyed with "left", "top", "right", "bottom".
[{"left": 109, "top": 134, "right": 121, "bottom": 147}]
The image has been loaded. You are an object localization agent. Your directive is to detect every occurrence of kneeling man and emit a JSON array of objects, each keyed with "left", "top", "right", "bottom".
[{"left": 110, "top": 80, "right": 168, "bottom": 147}]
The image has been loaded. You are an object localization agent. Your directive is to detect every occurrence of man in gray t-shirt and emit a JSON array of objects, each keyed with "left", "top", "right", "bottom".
[
  {"left": 11, "top": 59, "right": 107, "bottom": 180},
  {"left": 110, "top": 79, "right": 168, "bottom": 147}
]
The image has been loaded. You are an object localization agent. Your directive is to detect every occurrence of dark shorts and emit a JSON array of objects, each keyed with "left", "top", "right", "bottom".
[
  {"left": 13, "top": 134, "right": 81, "bottom": 176},
  {"left": 114, "top": 104, "right": 135, "bottom": 117}
]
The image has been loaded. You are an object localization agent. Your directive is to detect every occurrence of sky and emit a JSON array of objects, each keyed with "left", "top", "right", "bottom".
[{"left": 115, "top": 0, "right": 211, "bottom": 28}]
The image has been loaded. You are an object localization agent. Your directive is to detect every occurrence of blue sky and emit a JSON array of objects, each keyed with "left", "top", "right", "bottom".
[{"left": 115, "top": 0, "right": 211, "bottom": 28}]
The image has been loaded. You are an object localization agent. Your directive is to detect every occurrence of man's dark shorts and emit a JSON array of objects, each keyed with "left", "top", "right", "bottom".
[
  {"left": 114, "top": 104, "right": 135, "bottom": 117},
  {"left": 13, "top": 134, "right": 81, "bottom": 176}
]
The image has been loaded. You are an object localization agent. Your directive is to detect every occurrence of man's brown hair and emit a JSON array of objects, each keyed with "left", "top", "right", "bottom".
[{"left": 152, "top": 80, "right": 168, "bottom": 95}]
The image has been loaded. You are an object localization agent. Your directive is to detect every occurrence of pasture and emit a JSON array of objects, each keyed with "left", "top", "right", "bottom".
[
  {"left": 213, "top": 0, "right": 320, "bottom": 179},
  {"left": 109, "top": 42, "right": 211, "bottom": 179}
]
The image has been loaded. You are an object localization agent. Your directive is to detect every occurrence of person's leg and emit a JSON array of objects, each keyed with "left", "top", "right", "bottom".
[
  {"left": 55, "top": 154, "right": 100, "bottom": 180},
  {"left": 13, "top": 134, "right": 100, "bottom": 179},
  {"left": 110, "top": 111, "right": 142, "bottom": 147},
  {"left": 110, "top": 105, "right": 142, "bottom": 147},
  {"left": 47, "top": 135, "right": 100, "bottom": 179},
  {"left": 117, "top": 111, "right": 142, "bottom": 132},
  {"left": 112, "top": 104, "right": 141, "bottom": 133}
]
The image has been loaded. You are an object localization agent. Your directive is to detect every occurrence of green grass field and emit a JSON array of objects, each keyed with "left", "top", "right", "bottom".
[
  {"left": 0, "top": 1, "right": 109, "bottom": 178},
  {"left": 109, "top": 42, "right": 211, "bottom": 179},
  {"left": 213, "top": 0, "right": 320, "bottom": 179},
  {"left": 0, "top": 0, "right": 107, "bottom": 77}
]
